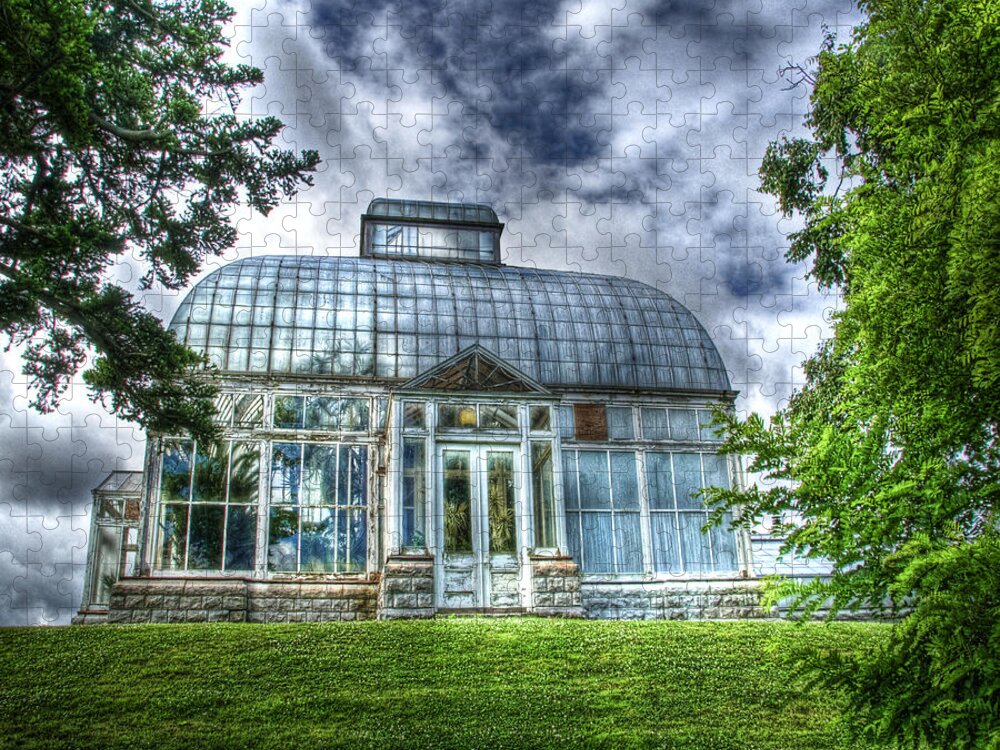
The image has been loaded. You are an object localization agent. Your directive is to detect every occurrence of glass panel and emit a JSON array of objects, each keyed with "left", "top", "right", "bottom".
[
  {"left": 273, "top": 395, "right": 304, "bottom": 429},
  {"left": 233, "top": 393, "right": 264, "bottom": 427},
  {"left": 610, "top": 452, "right": 638, "bottom": 510},
  {"left": 92, "top": 526, "right": 123, "bottom": 606},
  {"left": 562, "top": 451, "right": 579, "bottom": 510},
  {"left": 192, "top": 441, "right": 227, "bottom": 503},
  {"left": 340, "top": 398, "right": 370, "bottom": 431},
  {"left": 443, "top": 450, "right": 472, "bottom": 553},
  {"left": 214, "top": 393, "right": 235, "bottom": 426},
  {"left": 679, "top": 513, "right": 713, "bottom": 573},
  {"left": 615, "top": 512, "right": 643, "bottom": 572},
  {"left": 349, "top": 446, "right": 367, "bottom": 505},
  {"left": 300, "top": 507, "right": 337, "bottom": 572},
  {"left": 403, "top": 402, "right": 425, "bottom": 430},
  {"left": 699, "top": 409, "right": 724, "bottom": 442},
  {"left": 438, "top": 403, "right": 477, "bottom": 429},
  {"left": 650, "top": 513, "right": 682, "bottom": 573},
  {"left": 558, "top": 405, "right": 575, "bottom": 439},
  {"left": 302, "top": 445, "right": 337, "bottom": 506},
  {"left": 228, "top": 442, "right": 260, "bottom": 504},
  {"left": 711, "top": 513, "right": 740, "bottom": 572},
  {"left": 607, "top": 406, "right": 634, "bottom": 440},
  {"left": 703, "top": 453, "right": 732, "bottom": 491},
  {"left": 347, "top": 507, "right": 367, "bottom": 571},
  {"left": 581, "top": 513, "right": 613, "bottom": 573},
  {"left": 673, "top": 453, "right": 704, "bottom": 510},
  {"left": 480, "top": 404, "right": 518, "bottom": 430},
  {"left": 669, "top": 409, "right": 700, "bottom": 441},
  {"left": 487, "top": 451, "right": 516, "bottom": 554},
  {"left": 402, "top": 439, "right": 426, "bottom": 547},
  {"left": 577, "top": 451, "right": 611, "bottom": 510},
  {"left": 225, "top": 506, "right": 256, "bottom": 570},
  {"left": 267, "top": 507, "right": 299, "bottom": 572},
  {"left": 305, "top": 397, "right": 340, "bottom": 430},
  {"left": 160, "top": 441, "right": 192, "bottom": 502},
  {"left": 157, "top": 504, "right": 188, "bottom": 570},
  {"left": 645, "top": 451, "right": 675, "bottom": 510},
  {"left": 529, "top": 406, "right": 551, "bottom": 432},
  {"left": 187, "top": 504, "right": 225, "bottom": 569},
  {"left": 566, "top": 512, "right": 582, "bottom": 568},
  {"left": 270, "top": 443, "right": 301, "bottom": 505},
  {"left": 641, "top": 407, "right": 670, "bottom": 441},
  {"left": 531, "top": 442, "right": 556, "bottom": 548}
]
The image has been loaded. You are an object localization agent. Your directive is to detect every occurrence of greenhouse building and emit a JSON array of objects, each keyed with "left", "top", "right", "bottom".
[{"left": 77, "top": 198, "right": 767, "bottom": 624}]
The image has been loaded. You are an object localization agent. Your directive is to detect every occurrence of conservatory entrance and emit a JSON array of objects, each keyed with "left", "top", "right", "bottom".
[{"left": 436, "top": 444, "right": 523, "bottom": 611}]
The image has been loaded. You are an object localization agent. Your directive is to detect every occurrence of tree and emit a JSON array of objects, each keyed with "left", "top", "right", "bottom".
[
  {"left": 703, "top": 0, "right": 999, "bottom": 746},
  {"left": 0, "top": 0, "right": 319, "bottom": 439}
]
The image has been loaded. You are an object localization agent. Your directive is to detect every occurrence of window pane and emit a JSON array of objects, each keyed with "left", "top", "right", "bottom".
[
  {"left": 187, "top": 505, "right": 226, "bottom": 569},
  {"left": 711, "top": 514, "right": 740, "bottom": 572},
  {"left": 403, "top": 401, "right": 425, "bottom": 430},
  {"left": 607, "top": 406, "right": 634, "bottom": 440},
  {"left": 273, "top": 395, "right": 304, "bottom": 429},
  {"left": 300, "top": 507, "right": 338, "bottom": 572},
  {"left": 673, "top": 453, "right": 704, "bottom": 510},
  {"left": 487, "top": 451, "right": 516, "bottom": 553},
  {"left": 610, "top": 452, "right": 638, "bottom": 510},
  {"left": 157, "top": 504, "right": 188, "bottom": 570},
  {"left": 558, "top": 405, "right": 575, "bottom": 438},
  {"left": 402, "top": 439, "right": 426, "bottom": 547},
  {"left": 439, "top": 403, "right": 477, "bottom": 430},
  {"left": 615, "top": 512, "right": 643, "bottom": 572},
  {"left": 641, "top": 407, "right": 670, "bottom": 441},
  {"left": 91, "top": 526, "right": 123, "bottom": 606},
  {"left": 233, "top": 393, "right": 264, "bottom": 427},
  {"left": 349, "top": 446, "right": 367, "bottom": 505},
  {"left": 268, "top": 507, "right": 299, "bottom": 571},
  {"left": 577, "top": 451, "right": 611, "bottom": 509},
  {"left": 703, "top": 453, "right": 731, "bottom": 490},
  {"left": 679, "top": 513, "right": 713, "bottom": 573},
  {"left": 228, "top": 442, "right": 260, "bottom": 504},
  {"left": 160, "top": 441, "right": 192, "bottom": 502},
  {"left": 699, "top": 409, "right": 724, "bottom": 442},
  {"left": 214, "top": 393, "right": 235, "bottom": 426},
  {"left": 650, "top": 513, "right": 682, "bottom": 573},
  {"left": 581, "top": 513, "right": 613, "bottom": 573},
  {"left": 645, "top": 451, "right": 674, "bottom": 510},
  {"left": 270, "top": 443, "right": 301, "bottom": 505},
  {"left": 529, "top": 406, "right": 551, "bottom": 432},
  {"left": 531, "top": 442, "right": 556, "bottom": 548},
  {"left": 669, "top": 409, "right": 700, "bottom": 441},
  {"left": 562, "top": 451, "right": 579, "bottom": 510},
  {"left": 443, "top": 450, "right": 472, "bottom": 552},
  {"left": 566, "top": 512, "right": 582, "bottom": 567},
  {"left": 192, "top": 442, "right": 227, "bottom": 503},
  {"left": 305, "top": 397, "right": 340, "bottom": 430},
  {"left": 302, "top": 445, "right": 337, "bottom": 506},
  {"left": 225, "top": 506, "right": 257, "bottom": 570},
  {"left": 480, "top": 404, "right": 518, "bottom": 430},
  {"left": 346, "top": 508, "right": 367, "bottom": 571}
]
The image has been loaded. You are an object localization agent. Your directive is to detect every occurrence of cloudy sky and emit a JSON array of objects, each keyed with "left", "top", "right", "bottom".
[{"left": 0, "top": 0, "right": 859, "bottom": 625}]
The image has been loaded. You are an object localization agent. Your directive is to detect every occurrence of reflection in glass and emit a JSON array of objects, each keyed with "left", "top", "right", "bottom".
[
  {"left": 402, "top": 439, "right": 426, "bottom": 547},
  {"left": 443, "top": 450, "right": 472, "bottom": 553},
  {"left": 270, "top": 443, "right": 301, "bottom": 505},
  {"left": 480, "top": 404, "right": 518, "bottom": 430},
  {"left": 158, "top": 504, "right": 188, "bottom": 570},
  {"left": 300, "top": 507, "right": 337, "bottom": 572},
  {"left": 403, "top": 402, "right": 425, "bottom": 430},
  {"left": 228, "top": 443, "right": 260, "bottom": 504},
  {"left": 487, "top": 451, "right": 516, "bottom": 554},
  {"left": 529, "top": 406, "right": 551, "bottom": 432},
  {"left": 225, "top": 506, "right": 256, "bottom": 570},
  {"left": 160, "top": 441, "right": 193, "bottom": 502},
  {"left": 273, "top": 395, "right": 304, "bottom": 429},
  {"left": 187, "top": 504, "right": 225, "bottom": 569},
  {"left": 268, "top": 507, "right": 298, "bottom": 571},
  {"left": 531, "top": 442, "right": 556, "bottom": 548},
  {"left": 438, "top": 403, "right": 476, "bottom": 429}
]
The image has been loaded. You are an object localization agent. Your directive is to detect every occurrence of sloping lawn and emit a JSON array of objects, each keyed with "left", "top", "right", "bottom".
[{"left": 0, "top": 619, "right": 886, "bottom": 749}]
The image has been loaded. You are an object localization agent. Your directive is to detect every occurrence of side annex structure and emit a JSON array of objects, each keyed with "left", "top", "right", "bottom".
[{"left": 77, "top": 199, "right": 766, "bottom": 623}]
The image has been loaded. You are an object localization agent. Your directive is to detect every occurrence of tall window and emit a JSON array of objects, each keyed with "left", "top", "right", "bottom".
[
  {"left": 268, "top": 443, "right": 368, "bottom": 573},
  {"left": 563, "top": 450, "right": 642, "bottom": 573},
  {"left": 401, "top": 438, "right": 426, "bottom": 547},
  {"left": 645, "top": 452, "right": 738, "bottom": 573},
  {"left": 156, "top": 440, "right": 260, "bottom": 571}
]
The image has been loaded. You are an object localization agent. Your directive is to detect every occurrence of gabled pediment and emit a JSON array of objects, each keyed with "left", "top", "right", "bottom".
[{"left": 401, "top": 345, "right": 550, "bottom": 394}]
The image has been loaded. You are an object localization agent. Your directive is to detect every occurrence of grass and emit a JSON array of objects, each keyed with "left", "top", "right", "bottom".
[{"left": 0, "top": 619, "right": 887, "bottom": 749}]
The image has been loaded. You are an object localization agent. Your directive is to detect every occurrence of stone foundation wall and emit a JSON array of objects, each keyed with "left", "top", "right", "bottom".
[
  {"left": 581, "top": 579, "right": 770, "bottom": 620},
  {"left": 378, "top": 554, "right": 435, "bottom": 619},
  {"left": 530, "top": 556, "right": 585, "bottom": 617},
  {"left": 109, "top": 578, "right": 377, "bottom": 623}
]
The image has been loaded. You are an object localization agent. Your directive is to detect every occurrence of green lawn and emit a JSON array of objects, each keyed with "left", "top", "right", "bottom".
[{"left": 0, "top": 619, "right": 887, "bottom": 749}]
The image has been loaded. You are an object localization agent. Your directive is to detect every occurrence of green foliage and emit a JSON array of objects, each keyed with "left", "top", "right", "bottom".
[
  {"left": 0, "top": 0, "right": 319, "bottom": 439},
  {"left": 704, "top": 0, "right": 999, "bottom": 745},
  {"left": 0, "top": 620, "right": 887, "bottom": 749}
]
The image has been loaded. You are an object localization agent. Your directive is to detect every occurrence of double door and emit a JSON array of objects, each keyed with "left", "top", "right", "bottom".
[{"left": 437, "top": 444, "right": 521, "bottom": 610}]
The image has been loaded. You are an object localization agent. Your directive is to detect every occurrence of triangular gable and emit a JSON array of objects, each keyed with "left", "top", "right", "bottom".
[{"left": 401, "top": 345, "right": 550, "bottom": 394}]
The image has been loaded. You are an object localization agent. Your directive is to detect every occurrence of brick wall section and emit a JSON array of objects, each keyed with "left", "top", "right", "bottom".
[
  {"left": 530, "top": 556, "right": 585, "bottom": 617},
  {"left": 108, "top": 578, "right": 377, "bottom": 623},
  {"left": 378, "top": 554, "right": 435, "bottom": 619},
  {"left": 581, "top": 580, "right": 771, "bottom": 620}
]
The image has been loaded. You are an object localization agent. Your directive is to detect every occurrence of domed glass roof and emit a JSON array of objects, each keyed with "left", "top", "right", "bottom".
[{"left": 169, "top": 256, "right": 731, "bottom": 393}]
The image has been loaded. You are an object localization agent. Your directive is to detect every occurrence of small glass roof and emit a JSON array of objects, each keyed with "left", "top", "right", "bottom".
[
  {"left": 170, "top": 256, "right": 731, "bottom": 393},
  {"left": 366, "top": 198, "right": 499, "bottom": 225}
]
